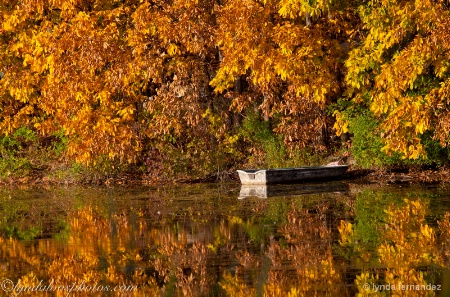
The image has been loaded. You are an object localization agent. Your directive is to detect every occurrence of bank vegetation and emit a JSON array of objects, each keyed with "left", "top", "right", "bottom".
[{"left": 1, "top": 0, "right": 450, "bottom": 184}]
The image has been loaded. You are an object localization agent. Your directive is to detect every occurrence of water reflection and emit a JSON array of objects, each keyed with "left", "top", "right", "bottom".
[
  {"left": 0, "top": 185, "right": 449, "bottom": 296},
  {"left": 238, "top": 182, "right": 349, "bottom": 199}
]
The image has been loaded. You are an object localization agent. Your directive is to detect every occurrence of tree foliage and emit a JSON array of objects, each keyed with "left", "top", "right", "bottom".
[
  {"left": 212, "top": 0, "right": 358, "bottom": 149},
  {"left": 1, "top": 0, "right": 450, "bottom": 172},
  {"left": 343, "top": 0, "right": 450, "bottom": 160}
]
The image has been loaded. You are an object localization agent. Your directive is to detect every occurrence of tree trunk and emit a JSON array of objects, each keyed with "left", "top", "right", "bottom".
[
  {"left": 262, "top": 92, "right": 270, "bottom": 122},
  {"left": 305, "top": 13, "right": 312, "bottom": 26},
  {"left": 232, "top": 76, "right": 243, "bottom": 128}
]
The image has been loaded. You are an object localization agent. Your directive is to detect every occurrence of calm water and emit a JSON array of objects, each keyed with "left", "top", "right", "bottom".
[{"left": 1, "top": 182, "right": 450, "bottom": 296}]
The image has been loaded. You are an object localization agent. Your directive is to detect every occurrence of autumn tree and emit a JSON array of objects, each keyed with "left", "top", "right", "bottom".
[
  {"left": 0, "top": 0, "right": 226, "bottom": 173},
  {"left": 1, "top": 0, "right": 144, "bottom": 164},
  {"left": 7, "top": 0, "right": 450, "bottom": 175},
  {"left": 212, "top": 0, "right": 360, "bottom": 151},
  {"left": 127, "top": 0, "right": 241, "bottom": 175},
  {"left": 339, "top": 0, "right": 450, "bottom": 160}
]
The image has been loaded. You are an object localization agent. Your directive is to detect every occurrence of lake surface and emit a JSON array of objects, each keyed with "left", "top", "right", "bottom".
[{"left": 1, "top": 182, "right": 450, "bottom": 296}]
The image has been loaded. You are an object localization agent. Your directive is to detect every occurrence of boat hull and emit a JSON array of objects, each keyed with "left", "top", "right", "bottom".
[{"left": 237, "top": 165, "right": 348, "bottom": 185}]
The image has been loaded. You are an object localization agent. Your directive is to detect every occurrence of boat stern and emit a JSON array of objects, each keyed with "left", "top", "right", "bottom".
[{"left": 237, "top": 170, "right": 267, "bottom": 185}]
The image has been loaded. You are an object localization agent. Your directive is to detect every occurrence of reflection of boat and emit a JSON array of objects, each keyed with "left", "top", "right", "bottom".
[
  {"left": 237, "top": 165, "right": 348, "bottom": 185},
  {"left": 238, "top": 183, "right": 349, "bottom": 199}
]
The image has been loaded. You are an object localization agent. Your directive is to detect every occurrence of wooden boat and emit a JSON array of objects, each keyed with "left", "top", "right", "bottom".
[{"left": 237, "top": 165, "right": 348, "bottom": 185}]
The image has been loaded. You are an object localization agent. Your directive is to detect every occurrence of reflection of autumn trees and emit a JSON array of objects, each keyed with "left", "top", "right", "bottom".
[
  {"left": 221, "top": 202, "right": 344, "bottom": 296},
  {"left": 266, "top": 205, "right": 340, "bottom": 294},
  {"left": 340, "top": 198, "right": 450, "bottom": 297},
  {"left": 0, "top": 196, "right": 347, "bottom": 296},
  {"left": 3, "top": 189, "right": 450, "bottom": 296},
  {"left": 0, "top": 206, "right": 158, "bottom": 296}
]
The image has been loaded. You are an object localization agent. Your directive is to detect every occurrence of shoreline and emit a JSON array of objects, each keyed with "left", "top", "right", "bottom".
[{"left": 1, "top": 166, "right": 449, "bottom": 187}]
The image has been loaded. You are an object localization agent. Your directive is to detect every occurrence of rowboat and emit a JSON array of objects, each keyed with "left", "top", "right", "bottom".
[{"left": 237, "top": 165, "right": 348, "bottom": 185}]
